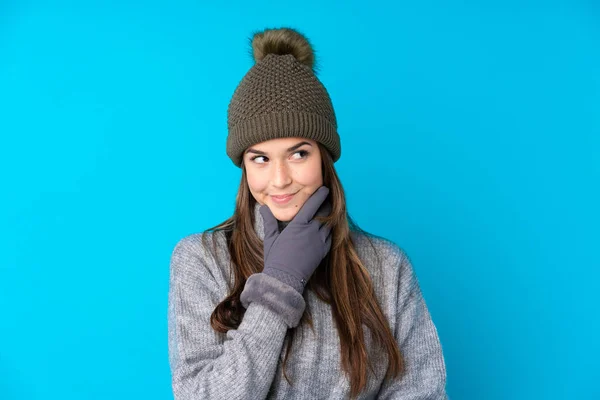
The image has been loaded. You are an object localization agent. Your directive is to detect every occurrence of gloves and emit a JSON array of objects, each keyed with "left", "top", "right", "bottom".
[{"left": 260, "top": 186, "right": 333, "bottom": 293}]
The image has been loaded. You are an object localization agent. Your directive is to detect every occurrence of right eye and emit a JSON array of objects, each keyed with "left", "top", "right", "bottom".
[{"left": 251, "top": 155, "right": 268, "bottom": 164}]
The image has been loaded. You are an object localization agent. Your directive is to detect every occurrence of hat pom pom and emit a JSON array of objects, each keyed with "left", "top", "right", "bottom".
[{"left": 250, "top": 27, "right": 316, "bottom": 70}]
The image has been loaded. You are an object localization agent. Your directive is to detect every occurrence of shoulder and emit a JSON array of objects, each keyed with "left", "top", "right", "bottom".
[
  {"left": 350, "top": 230, "right": 408, "bottom": 272},
  {"left": 171, "top": 230, "right": 227, "bottom": 259},
  {"left": 350, "top": 230, "right": 419, "bottom": 293},
  {"left": 169, "top": 230, "right": 231, "bottom": 284}
]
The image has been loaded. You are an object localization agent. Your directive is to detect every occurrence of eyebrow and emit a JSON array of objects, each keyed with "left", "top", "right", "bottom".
[{"left": 245, "top": 141, "right": 312, "bottom": 155}]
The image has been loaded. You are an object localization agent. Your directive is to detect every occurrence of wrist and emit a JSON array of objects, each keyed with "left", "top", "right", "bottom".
[{"left": 262, "top": 266, "right": 306, "bottom": 293}]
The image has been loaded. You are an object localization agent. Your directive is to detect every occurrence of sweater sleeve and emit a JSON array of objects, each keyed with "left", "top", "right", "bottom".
[
  {"left": 376, "top": 249, "right": 449, "bottom": 400},
  {"left": 167, "top": 235, "right": 306, "bottom": 400}
]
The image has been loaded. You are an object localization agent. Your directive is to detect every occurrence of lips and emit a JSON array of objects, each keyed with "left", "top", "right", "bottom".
[
  {"left": 271, "top": 192, "right": 296, "bottom": 204},
  {"left": 272, "top": 193, "right": 295, "bottom": 199}
]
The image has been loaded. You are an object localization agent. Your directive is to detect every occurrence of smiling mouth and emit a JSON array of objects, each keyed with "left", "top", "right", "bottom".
[
  {"left": 272, "top": 193, "right": 295, "bottom": 199},
  {"left": 271, "top": 192, "right": 296, "bottom": 204}
]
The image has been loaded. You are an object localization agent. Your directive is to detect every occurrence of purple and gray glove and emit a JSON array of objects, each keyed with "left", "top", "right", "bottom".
[{"left": 260, "top": 186, "right": 332, "bottom": 293}]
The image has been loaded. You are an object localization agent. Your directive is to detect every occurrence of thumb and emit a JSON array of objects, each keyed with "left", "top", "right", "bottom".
[
  {"left": 259, "top": 204, "right": 279, "bottom": 242},
  {"left": 315, "top": 198, "right": 332, "bottom": 219}
]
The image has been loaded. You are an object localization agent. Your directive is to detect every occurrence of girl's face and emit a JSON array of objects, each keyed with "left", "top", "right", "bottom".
[{"left": 243, "top": 137, "right": 323, "bottom": 222}]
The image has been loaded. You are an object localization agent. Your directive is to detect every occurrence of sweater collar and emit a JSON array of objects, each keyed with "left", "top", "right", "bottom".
[{"left": 252, "top": 201, "right": 290, "bottom": 241}]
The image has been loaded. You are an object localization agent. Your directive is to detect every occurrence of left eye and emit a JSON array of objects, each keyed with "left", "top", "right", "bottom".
[{"left": 292, "top": 150, "right": 309, "bottom": 159}]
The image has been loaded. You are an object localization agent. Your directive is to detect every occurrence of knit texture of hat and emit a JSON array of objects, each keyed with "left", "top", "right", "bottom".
[{"left": 226, "top": 27, "right": 341, "bottom": 167}]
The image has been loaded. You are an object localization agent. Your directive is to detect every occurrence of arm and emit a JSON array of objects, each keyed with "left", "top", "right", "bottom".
[
  {"left": 376, "top": 249, "right": 449, "bottom": 400},
  {"left": 168, "top": 235, "right": 306, "bottom": 400}
]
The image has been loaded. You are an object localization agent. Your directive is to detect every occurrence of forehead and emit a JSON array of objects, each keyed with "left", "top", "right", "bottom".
[{"left": 247, "top": 137, "right": 316, "bottom": 151}]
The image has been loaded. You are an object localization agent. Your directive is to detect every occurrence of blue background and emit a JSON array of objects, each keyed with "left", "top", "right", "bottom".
[{"left": 1, "top": 1, "right": 598, "bottom": 399}]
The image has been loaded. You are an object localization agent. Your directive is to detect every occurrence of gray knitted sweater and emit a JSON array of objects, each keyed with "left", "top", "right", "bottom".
[{"left": 168, "top": 202, "right": 448, "bottom": 399}]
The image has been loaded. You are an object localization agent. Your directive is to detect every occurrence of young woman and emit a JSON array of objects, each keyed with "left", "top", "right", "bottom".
[{"left": 168, "top": 27, "right": 448, "bottom": 400}]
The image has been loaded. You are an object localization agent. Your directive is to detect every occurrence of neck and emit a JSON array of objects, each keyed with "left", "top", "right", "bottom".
[
  {"left": 252, "top": 202, "right": 291, "bottom": 239},
  {"left": 277, "top": 219, "right": 290, "bottom": 233}
]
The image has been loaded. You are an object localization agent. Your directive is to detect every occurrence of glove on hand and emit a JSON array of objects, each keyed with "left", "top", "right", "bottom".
[{"left": 260, "top": 186, "right": 333, "bottom": 293}]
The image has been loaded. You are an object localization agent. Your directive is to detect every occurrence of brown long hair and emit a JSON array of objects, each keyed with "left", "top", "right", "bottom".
[{"left": 202, "top": 143, "right": 405, "bottom": 398}]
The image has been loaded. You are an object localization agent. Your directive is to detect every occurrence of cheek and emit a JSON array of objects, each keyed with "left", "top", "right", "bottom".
[
  {"left": 248, "top": 176, "right": 264, "bottom": 192},
  {"left": 299, "top": 172, "right": 322, "bottom": 188},
  {"left": 246, "top": 171, "right": 268, "bottom": 193},
  {"left": 294, "top": 160, "right": 323, "bottom": 186}
]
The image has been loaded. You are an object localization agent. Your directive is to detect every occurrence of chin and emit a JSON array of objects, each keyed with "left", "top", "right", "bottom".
[
  {"left": 267, "top": 202, "right": 300, "bottom": 222},
  {"left": 271, "top": 208, "right": 297, "bottom": 222}
]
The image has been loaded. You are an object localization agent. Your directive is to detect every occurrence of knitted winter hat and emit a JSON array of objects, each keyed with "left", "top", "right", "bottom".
[{"left": 226, "top": 27, "right": 341, "bottom": 167}]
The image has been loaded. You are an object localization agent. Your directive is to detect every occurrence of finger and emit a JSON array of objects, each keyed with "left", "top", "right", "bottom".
[
  {"left": 315, "top": 198, "right": 332, "bottom": 219},
  {"left": 323, "top": 232, "right": 332, "bottom": 256},
  {"left": 292, "top": 186, "right": 330, "bottom": 225},
  {"left": 319, "top": 222, "right": 332, "bottom": 242},
  {"left": 259, "top": 204, "right": 279, "bottom": 241}
]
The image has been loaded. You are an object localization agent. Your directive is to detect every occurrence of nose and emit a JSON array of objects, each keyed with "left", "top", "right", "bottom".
[{"left": 271, "top": 159, "right": 292, "bottom": 188}]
